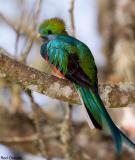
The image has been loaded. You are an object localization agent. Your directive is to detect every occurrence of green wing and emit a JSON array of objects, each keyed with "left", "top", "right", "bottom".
[{"left": 47, "top": 38, "right": 77, "bottom": 75}]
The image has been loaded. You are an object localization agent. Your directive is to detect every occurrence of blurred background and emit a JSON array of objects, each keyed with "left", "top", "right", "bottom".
[{"left": 0, "top": 0, "right": 135, "bottom": 159}]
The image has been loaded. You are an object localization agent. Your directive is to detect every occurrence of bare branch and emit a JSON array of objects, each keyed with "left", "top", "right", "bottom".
[
  {"left": 20, "top": 0, "right": 42, "bottom": 62},
  {"left": 60, "top": 104, "right": 74, "bottom": 160},
  {"left": 0, "top": 13, "right": 17, "bottom": 32},
  {"left": 0, "top": 104, "right": 62, "bottom": 157},
  {"left": 0, "top": 134, "right": 38, "bottom": 143},
  {"left": 69, "top": 0, "right": 75, "bottom": 36},
  {"left": 27, "top": 91, "right": 47, "bottom": 157},
  {"left": 0, "top": 48, "right": 135, "bottom": 108},
  {"left": 0, "top": 104, "right": 133, "bottom": 159}
]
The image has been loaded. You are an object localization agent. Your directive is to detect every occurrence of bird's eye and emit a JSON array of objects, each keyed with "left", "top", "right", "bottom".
[{"left": 48, "top": 30, "right": 52, "bottom": 34}]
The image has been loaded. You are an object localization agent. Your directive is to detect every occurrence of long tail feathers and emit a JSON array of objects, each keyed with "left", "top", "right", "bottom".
[
  {"left": 75, "top": 84, "right": 135, "bottom": 154},
  {"left": 77, "top": 90, "right": 95, "bottom": 129}
]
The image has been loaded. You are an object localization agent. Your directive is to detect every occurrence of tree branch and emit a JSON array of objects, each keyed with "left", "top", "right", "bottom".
[
  {"left": 0, "top": 48, "right": 135, "bottom": 108},
  {"left": 20, "top": 0, "right": 42, "bottom": 62},
  {"left": 0, "top": 104, "right": 134, "bottom": 159},
  {"left": 69, "top": 0, "right": 75, "bottom": 36}
]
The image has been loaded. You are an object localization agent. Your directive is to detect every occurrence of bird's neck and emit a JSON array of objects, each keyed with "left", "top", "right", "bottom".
[
  {"left": 47, "top": 32, "right": 68, "bottom": 41},
  {"left": 47, "top": 34, "right": 57, "bottom": 41}
]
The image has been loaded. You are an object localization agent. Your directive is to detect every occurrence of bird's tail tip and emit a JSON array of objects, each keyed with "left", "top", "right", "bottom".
[
  {"left": 120, "top": 129, "right": 135, "bottom": 151},
  {"left": 115, "top": 127, "right": 135, "bottom": 154}
]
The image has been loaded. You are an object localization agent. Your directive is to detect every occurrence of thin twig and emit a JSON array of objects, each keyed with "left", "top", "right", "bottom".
[
  {"left": 60, "top": 104, "right": 74, "bottom": 160},
  {"left": 69, "top": 0, "right": 75, "bottom": 36},
  {"left": 0, "top": 133, "right": 59, "bottom": 144},
  {"left": 0, "top": 13, "right": 17, "bottom": 32},
  {"left": 20, "top": 0, "right": 42, "bottom": 62},
  {"left": 19, "top": 1, "right": 37, "bottom": 57},
  {"left": 0, "top": 134, "right": 38, "bottom": 143},
  {"left": 27, "top": 90, "right": 47, "bottom": 157},
  {"left": 14, "top": 2, "right": 26, "bottom": 57}
]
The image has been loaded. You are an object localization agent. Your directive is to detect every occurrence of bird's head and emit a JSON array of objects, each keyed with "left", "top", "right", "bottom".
[{"left": 38, "top": 18, "right": 67, "bottom": 41}]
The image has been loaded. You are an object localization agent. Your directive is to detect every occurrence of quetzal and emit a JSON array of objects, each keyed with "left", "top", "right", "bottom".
[{"left": 38, "top": 18, "right": 135, "bottom": 154}]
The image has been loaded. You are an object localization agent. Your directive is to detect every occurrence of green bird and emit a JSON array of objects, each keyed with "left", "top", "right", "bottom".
[{"left": 38, "top": 18, "right": 135, "bottom": 154}]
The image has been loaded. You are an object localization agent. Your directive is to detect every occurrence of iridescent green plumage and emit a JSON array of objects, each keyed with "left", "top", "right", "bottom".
[
  {"left": 39, "top": 18, "right": 67, "bottom": 35},
  {"left": 39, "top": 18, "right": 135, "bottom": 154}
]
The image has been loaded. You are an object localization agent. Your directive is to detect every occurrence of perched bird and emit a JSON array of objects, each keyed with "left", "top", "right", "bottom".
[{"left": 38, "top": 18, "right": 135, "bottom": 154}]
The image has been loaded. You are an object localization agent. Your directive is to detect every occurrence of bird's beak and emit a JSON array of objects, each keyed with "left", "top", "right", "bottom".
[
  {"left": 40, "top": 35, "right": 49, "bottom": 42},
  {"left": 35, "top": 33, "right": 41, "bottom": 42},
  {"left": 36, "top": 33, "right": 41, "bottom": 39},
  {"left": 36, "top": 33, "right": 48, "bottom": 43}
]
